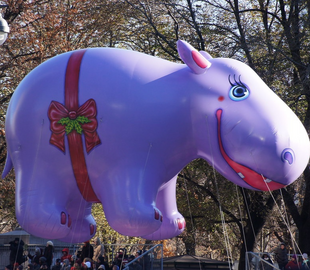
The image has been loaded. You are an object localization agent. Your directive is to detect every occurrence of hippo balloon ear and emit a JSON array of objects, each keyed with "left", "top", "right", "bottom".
[
  {"left": 177, "top": 40, "right": 211, "bottom": 74},
  {"left": 199, "top": 51, "right": 213, "bottom": 60}
]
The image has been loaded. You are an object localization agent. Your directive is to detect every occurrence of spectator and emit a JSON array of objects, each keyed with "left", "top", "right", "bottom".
[
  {"left": 70, "top": 263, "right": 81, "bottom": 270},
  {"left": 259, "top": 254, "right": 273, "bottom": 270},
  {"left": 93, "top": 238, "right": 104, "bottom": 263},
  {"left": 301, "top": 253, "right": 310, "bottom": 270},
  {"left": 61, "top": 259, "right": 71, "bottom": 270},
  {"left": 128, "top": 255, "right": 142, "bottom": 270},
  {"left": 61, "top": 249, "right": 72, "bottom": 262},
  {"left": 9, "top": 238, "right": 25, "bottom": 266},
  {"left": 27, "top": 264, "right": 34, "bottom": 270},
  {"left": 111, "top": 266, "right": 119, "bottom": 270},
  {"left": 69, "top": 255, "right": 76, "bottom": 267},
  {"left": 113, "top": 249, "right": 126, "bottom": 269},
  {"left": 275, "top": 243, "right": 288, "bottom": 270},
  {"left": 39, "top": 257, "right": 47, "bottom": 267},
  {"left": 28, "top": 248, "right": 42, "bottom": 265},
  {"left": 52, "top": 259, "right": 62, "bottom": 270},
  {"left": 134, "top": 250, "right": 143, "bottom": 268},
  {"left": 81, "top": 242, "right": 94, "bottom": 263},
  {"left": 13, "top": 263, "right": 20, "bottom": 270},
  {"left": 43, "top": 241, "right": 54, "bottom": 270},
  {"left": 33, "top": 260, "right": 41, "bottom": 270},
  {"left": 285, "top": 255, "right": 301, "bottom": 270},
  {"left": 39, "top": 257, "right": 48, "bottom": 270},
  {"left": 84, "top": 262, "right": 92, "bottom": 270}
]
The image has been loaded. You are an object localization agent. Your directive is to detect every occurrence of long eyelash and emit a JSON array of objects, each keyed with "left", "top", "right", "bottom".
[{"left": 228, "top": 74, "right": 246, "bottom": 88}]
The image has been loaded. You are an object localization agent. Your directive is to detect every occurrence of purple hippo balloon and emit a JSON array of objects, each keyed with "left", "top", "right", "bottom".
[{"left": 2, "top": 40, "right": 309, "bottom": 242}]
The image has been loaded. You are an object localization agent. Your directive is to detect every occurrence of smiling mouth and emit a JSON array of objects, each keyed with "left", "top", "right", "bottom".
[{"left": 216, "top": 109, "right": 285, "bottom": 191}]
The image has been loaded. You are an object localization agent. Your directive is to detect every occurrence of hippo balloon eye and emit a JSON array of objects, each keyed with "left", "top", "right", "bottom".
[
  {"left": 229, "top": 85, "right": 249, "bottom": 101},
  {"left": 228, "top": 75, "right": 249, "bottom": 101}
]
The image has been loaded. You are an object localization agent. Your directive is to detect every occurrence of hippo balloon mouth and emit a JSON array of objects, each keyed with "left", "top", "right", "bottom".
[{"left": 216, "top": 109, "right": 285, "bottom": 191}]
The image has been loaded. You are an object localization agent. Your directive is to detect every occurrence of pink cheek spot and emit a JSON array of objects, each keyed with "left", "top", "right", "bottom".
[{"left": 218, "top": 96, "right": 224, "bottom": 102}]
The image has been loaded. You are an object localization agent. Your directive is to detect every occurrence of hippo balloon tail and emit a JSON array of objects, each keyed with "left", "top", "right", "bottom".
[{"left": 2, "top": 152, "right": 13, "bottom": 178}]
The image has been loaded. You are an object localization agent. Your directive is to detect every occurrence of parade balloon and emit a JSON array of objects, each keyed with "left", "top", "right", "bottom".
[{"left": 2, "top": 40, "right": 309, "bottom": 242}]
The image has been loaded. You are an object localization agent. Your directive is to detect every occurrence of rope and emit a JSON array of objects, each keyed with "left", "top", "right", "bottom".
[
  {"left": 235, "top": 186, "right": 248, "bottom": 252},
  {"left": 204, "top": 115, "right": 233, "bottom": 269},
  {"left": 263, "top": 178, "right": 303, "bottom": 256}
]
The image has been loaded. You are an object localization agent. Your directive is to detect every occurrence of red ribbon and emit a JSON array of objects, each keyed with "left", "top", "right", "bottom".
[
  {"left": 48, "top": 99, "right": 101, "bottom": 153},
  {"left": 47, "top": 50, "right": 100, "bottom": 203}
]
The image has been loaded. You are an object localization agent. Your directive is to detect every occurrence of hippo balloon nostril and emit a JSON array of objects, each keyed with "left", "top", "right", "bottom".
[{"left": 281, "top": 149, "right": 294, "bottom": 164}]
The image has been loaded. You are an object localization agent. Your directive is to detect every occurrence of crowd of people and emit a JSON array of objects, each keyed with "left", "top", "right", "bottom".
[
  {"left": 273, "top": 242, "right": 310, "bottom": 270},
  {"left": 5, "top": 238, "right": 145, "bottom": 270},
  {"left": 254, "top": 242, "right": 310, "bottom": 270}
]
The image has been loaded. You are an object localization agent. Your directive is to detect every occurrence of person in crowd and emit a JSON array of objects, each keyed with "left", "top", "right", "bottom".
[
  {"left": 33, "top": 260, "right": 41, "bottom": 270},
  {"left": 80, "top": 242, "right": 94, "bottom": 263},
  {"left": 301, "top": 253, "right": 310, "bottom": 270},
  {"left": 275, "top": 242, "right": 289, "bottom": 270},
  {"left": 111, "top": 266, "right": 119, "bottom": 270},
  {"left": 39, "top": 257, "right": 47, "bottom": 267},
  {"left": 70, "top": 262, "right": 81, "bottom": 270},
  {"left": 98, "top": 265, "right": 105, "bottom": 270},
  {"left": 72, "top": 253, "right": 82, "bottom": 266},
  {"left": 13, "top": 263, "right": 20, "bottom": 270},
  {"left": 61, "top": 249, "right": 72, "bottom": 262},
  {"left": 69, "top": 255, "right": 76, "bottom": 267},
  {"left": 27, "top": 264, "right": 34, "bottom": 270},
  {"left": 113, "top": 249, "right": 126, "bottom": 269},
  {"left": 128, "top": 255, "right": 142, "bottom": 270},
  {"left": 84, "top": 262, "right": 92, "bottom": 270},
  {"left": 259, "top": 254, "right": 273, "bottom": 270},
  {"left": 95, "top": 255, "right": 109, "bottom": 270},
  {"left": 39, "top": 257, "right": 48, "bottom": 270},
  {"left": 134, "top": 250, "right": 143, "bottom": 268},
  {"left": 28, "top": 247, "right": 42, "bottom": 265},
  {"left": 285, "top": 255, "right": 301, "bottom": 270},
  {"left": 61, "top": 259, "right": 71, "bottom": 270},
  {"left": 52, "top": 259, "right": 62, "bottom": 270},
  {"left": 43, "top": 241, "right": 54, "bottom": 270},
  {"left": 9, "top": 238, "right": 25, "bottom": 266},
  {"left": 93, "top": 238, "right": 105, "bottom": 263}
]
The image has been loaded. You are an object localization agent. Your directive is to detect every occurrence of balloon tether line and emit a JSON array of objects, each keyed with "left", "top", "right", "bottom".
[{"left": 205, "top": 115, "right": 233, "bottom": 269}]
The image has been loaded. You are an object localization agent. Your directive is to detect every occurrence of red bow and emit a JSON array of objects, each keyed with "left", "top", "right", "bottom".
[{"left": 48, "top": 98, "right": 101, "bottom": 153}]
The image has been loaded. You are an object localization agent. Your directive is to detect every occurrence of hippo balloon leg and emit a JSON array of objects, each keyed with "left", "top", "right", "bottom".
[{"left": 142, "top": 175, "right": 186, "bottom": 240}]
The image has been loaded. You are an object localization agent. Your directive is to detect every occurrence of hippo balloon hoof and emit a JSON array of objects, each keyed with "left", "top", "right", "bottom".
[
  {"left": 143, "top": 213, "right": 186, "bottom": 240},
  {"left": 105, "top": 205, "right": 163, "bottom": 237},
  {"left": 59, "top": 216, "right": 96, "bottom": 243}
]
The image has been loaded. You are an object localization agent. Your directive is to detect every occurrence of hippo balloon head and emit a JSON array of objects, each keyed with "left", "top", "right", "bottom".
[
  {"left": 177, "top": 40, "right": 310, "bottom": 191},
  {"left": 2, "top": 40, "right": 309, "bottom": 242}
]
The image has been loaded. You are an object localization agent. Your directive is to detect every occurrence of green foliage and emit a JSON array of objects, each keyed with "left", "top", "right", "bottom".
[{"left": 91, "top": 204, "right": 142, "bottom": 245}]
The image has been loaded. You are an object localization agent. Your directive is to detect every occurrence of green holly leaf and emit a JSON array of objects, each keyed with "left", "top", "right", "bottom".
[
  {"left": 58, "top": 117, "right": 70, "bottom": 125},
  {"left": 77, "top": 116, "right": 91, "bottom": 124},
  {"left": 57, "top": 116, "right": 91, "bottom": 135},
  {"left": 66, "top": 121, "right": 74, "bottom": 134},
  {"left": 74, "top": 120, "right": 83, "bottom": 134}
]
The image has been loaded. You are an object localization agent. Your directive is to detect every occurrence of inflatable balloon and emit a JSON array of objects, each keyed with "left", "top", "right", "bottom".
[{"left": 2, "top": 40, "right": 310, "bottom": 242}]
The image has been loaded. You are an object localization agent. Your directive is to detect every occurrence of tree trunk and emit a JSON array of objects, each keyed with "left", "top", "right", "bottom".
[{"left": 238, "top": 189, "right": 279, "bottom": 270}]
